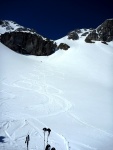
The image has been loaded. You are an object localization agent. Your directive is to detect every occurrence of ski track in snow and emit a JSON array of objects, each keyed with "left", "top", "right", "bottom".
[
  {"left": 0, "top": 62, "right": 113, "bottom": 150},
  {"left": 1, "top": 64, "right": 72, "bottom": 118},
  {"left": 0, "top": 63, "right": 72, "bottom": 150},
  {"left": 0, "top": 63, "right": 96, "bottom": 150}
]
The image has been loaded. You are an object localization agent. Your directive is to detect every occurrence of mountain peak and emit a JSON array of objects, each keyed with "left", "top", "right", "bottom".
[
  {"left": 0, "top": 20, "right": 23, "bottom": 34},
  {"left": 0, "top": 20, "right": 38, "bottom": 35},
  {"left": 85, "top": 18, "right": 113, "bottom": 43}
]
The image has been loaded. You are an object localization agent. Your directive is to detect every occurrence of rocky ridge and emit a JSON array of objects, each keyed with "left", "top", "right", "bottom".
[
  {"left": 0, "top": 20, "right": 57, "bottom": 56},
  {"left": 67, "top": 19, "right": 113, "bottom": 43},
  {"left": 0, "top": 19, "right": 113, "bottom": 56},
  {"left": 85, "top": 19, "right": 113, "bottom": 43}
]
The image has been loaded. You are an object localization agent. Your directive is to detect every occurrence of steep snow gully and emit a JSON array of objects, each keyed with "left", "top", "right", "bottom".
[{"left": 0, "top": 34, "right": 113, "bottom": 150}]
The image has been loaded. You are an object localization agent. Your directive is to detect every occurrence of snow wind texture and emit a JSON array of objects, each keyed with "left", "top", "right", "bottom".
[{"left": 0, "top": 34, "right": 113, "bottom": 150}]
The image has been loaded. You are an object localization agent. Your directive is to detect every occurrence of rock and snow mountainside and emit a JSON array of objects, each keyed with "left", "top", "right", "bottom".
[
  {"left": 0, "top": 20, "right": 57, "bottom": 56},
  {"left": 67, "top": 19, "right": 113, "bottom": 43},
  {"left": 0, "top": 19, "right": 113, "bottom": 150},
  {"left": 0, "top": 19, "right": 113, "bottom": 56},
  {"left": 85, "top": 19, "right": 113, "bottom": 43}
]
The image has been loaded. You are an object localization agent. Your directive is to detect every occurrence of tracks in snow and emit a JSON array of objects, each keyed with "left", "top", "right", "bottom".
[
  {"left": 0, "top": 63, "right": 72, "bottom": 118},
  {"left": 1, "top": 60, "right": 113, "bottom": 150},
  {"left": 0, "top": 62, "right": 72, "bottom": 149}
]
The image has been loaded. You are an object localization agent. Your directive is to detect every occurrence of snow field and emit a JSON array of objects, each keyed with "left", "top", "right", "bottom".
[{"left": 0, "top": 35, "right": 113, "bottom": 150}]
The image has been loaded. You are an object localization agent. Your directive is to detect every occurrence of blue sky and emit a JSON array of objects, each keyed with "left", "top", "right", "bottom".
[{"left": 0, "top": 0, "right": 113, "bottom": 40}]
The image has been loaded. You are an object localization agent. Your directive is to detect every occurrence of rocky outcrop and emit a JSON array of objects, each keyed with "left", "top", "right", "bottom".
[
  {"left": 58, "top": 43, "right": 70, "bottom": 50},
  {"left": 0, "top": 20, "right": 57, "bottom": 56},
  {"left": 1, "top": 32, "right": 57, "bottom": 56},
  {"left": 68, "top": 31, "right": 79, "bottom": 40},
  {"left": 85, "top": 19, "right": 113, "bottom": 43},
  {"left": 85, "top": 30, "right": 98, "bottom": 43},
  {"left": 97, "top": 19, "right": 113, "bottom": 42}
]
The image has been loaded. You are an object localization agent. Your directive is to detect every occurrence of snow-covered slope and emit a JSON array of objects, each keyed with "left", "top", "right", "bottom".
[{"left": 0, "top": 35, "right": 113, "bottom": 150}]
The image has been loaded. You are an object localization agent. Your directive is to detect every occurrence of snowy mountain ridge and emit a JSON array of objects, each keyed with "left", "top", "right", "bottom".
[
  {"left": 0, "top": 20, "right": 38, "bottom": 35},
  {"left": 0, "top": 20, "right": 57, "bottom": 56},
  {"left": 0, "top": 19, "right": 113, "bottom": 57}
]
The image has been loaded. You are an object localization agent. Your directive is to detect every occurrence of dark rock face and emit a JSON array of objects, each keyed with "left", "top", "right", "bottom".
[
  {"left": 68, "top": 31, "right": 79, "bottom": 40},
  {"left": 0, "top": 20, "right": 3, "bottom": 25},
  {"left": 0, "top": 20, "right": 57, "bottom": 56},
  {"left": 97, "top": 19, "right": 113, "bottom": 42},
  {"left": 58, "top": 43, "right": 70, "bottom": 50},
  {"left": 85, "top": 30, "right": 98, "bottom": 43},
  {"left": 85, "top": 19, "right": 113, "bottom": 43},
  {"left": 85, "top": 38, "right": 95, "bottom": 43},
  {"left": 1, "top": 32, "right": 57, "bottom": 56}
]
